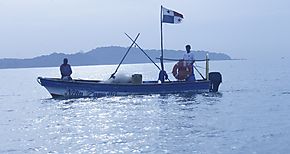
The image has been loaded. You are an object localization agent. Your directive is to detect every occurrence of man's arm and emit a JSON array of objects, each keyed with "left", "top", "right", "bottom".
[
  {"left": 60, "top": 65, "right": 64, "bottom": 76},
  {"left": 68, "top": 65, "right": 72, "bottom": 75},
  {"left": 191, "top": 53, "right": 195, "bottom": 64}
]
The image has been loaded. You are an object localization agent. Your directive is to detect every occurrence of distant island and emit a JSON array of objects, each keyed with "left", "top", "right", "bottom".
[{"left": 0, "top": 46, "right": 231, "bottom": 69}]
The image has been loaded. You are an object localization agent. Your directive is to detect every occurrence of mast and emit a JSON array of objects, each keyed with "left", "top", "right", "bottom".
[
  {"left": 160, "top": 5, "right": 165, "bottom": 72},
  {"left": 158, "top": 5, "right": 167, "bottom": 83}
]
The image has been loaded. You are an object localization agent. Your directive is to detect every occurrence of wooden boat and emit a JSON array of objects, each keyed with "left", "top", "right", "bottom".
[
  {"left": 37, "top": 33, "right": 222, "bottom": 99},
  {"left": 37, "top": 73, "right": 221, "bottom": 98}
]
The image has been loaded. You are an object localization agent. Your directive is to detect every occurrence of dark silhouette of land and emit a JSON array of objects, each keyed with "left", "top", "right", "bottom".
[{"left": 0, "top": 46, "right": 231, "bottom": 69}]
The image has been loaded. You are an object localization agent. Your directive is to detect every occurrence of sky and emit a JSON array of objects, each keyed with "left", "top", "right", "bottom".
[{"left": 0, "top": 0, "right": 290, "bottom": 59}]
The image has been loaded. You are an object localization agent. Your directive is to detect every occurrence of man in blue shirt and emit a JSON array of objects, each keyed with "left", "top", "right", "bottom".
[{"left": 60, "top": 58, "right": 72, "bottom": 80}]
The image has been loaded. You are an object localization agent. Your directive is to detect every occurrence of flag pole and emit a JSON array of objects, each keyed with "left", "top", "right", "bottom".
[
  {"left": 160, "top": 5, "right": 165, "bottom": 82},
  {"left": 160, "top": 5, "right": 164, "bottom": 71}
]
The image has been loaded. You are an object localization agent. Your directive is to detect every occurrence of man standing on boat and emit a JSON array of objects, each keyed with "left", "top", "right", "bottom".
[
  {"left": 183, "top": 45, "right": 195, "bottom": 81},
  {"left": 60, "top": 58, "right": 72, "bottom": 80}
]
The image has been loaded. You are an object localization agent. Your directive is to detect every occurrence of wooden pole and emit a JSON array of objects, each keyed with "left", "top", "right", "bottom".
[
  {"left": 125, "top": 33, "right": 161, "bottom": 71},
  {"left": 110, "top": 33, "right": 140, "bottom": 79},
  {"left": 206, "top": 53, "right": 209, "bottom": 80}
]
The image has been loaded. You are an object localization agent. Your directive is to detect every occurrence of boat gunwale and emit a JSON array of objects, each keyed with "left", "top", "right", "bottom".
[{"left": 38, "top": 77, "right": 210, "bottom": 86}]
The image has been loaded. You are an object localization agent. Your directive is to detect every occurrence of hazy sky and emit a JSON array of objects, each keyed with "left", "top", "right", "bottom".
[{"left": 1, "top": 0, "right": 289, "bottom": 59}]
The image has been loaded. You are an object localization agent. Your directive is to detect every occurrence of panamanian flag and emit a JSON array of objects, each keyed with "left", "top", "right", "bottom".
[{"left": 162, "top": 7, "right": 184, "bottom": 24}]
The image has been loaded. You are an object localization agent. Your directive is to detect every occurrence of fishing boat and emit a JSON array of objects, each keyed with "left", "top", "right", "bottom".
[
  {"left": 37, "top": 48, "right": 222, "bottom": 98},
  {"left": 37, "top": 6, "right": 223, "bottom": 98},
  {"left": 37, "top": 72, "right": 221, "bottom": 98}
]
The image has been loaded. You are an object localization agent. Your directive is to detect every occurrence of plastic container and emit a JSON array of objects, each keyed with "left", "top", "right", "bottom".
[{"left": 131, "top": 74, "right": 142, "bottom": 84}]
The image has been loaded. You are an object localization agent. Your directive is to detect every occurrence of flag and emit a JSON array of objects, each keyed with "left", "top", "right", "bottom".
[{"left": 162, "top": 7, "right": 184, "bottom": 24}]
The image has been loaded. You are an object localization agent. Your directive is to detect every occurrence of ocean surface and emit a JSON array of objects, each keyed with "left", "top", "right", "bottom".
[{"left": 1, "top": 59, "right": 290, "bottom": 154}]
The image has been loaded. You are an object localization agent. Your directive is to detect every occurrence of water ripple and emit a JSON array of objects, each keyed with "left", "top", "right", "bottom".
[{"left": 4, "top": 94, "right": 221, "bottom": 153}]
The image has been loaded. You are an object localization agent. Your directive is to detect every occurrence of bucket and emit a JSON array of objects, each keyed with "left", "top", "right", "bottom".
[{"left": 131, "top": 74, "right": 142, "bottom": 84}]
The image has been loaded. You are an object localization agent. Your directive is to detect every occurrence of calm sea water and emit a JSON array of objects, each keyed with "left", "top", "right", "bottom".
[{"left": 1, "top": 59, "right": 290, "bottom": 153}]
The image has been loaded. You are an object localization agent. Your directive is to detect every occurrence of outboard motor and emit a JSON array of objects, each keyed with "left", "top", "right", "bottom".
[{"left": 209, "top": 72, "right": 222, "bottom": 92}]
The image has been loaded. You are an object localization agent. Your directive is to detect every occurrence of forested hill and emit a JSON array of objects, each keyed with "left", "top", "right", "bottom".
[{"left": 0, "top": 46, "right": 231, "bottom": 69}]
